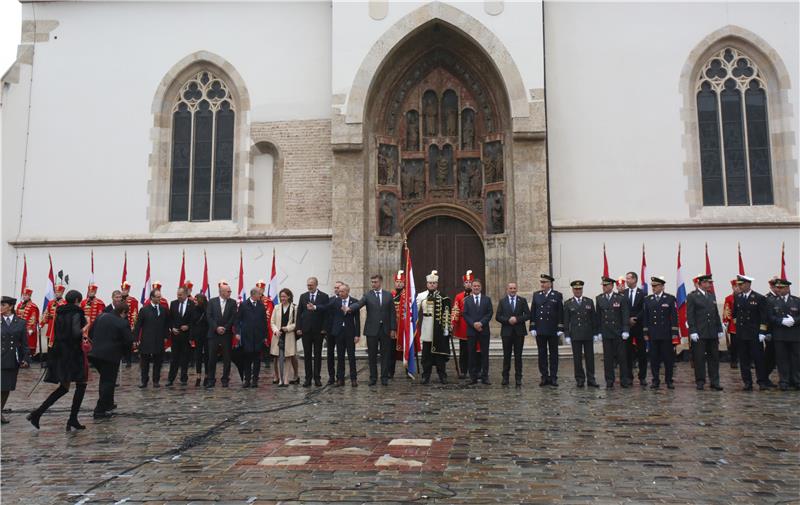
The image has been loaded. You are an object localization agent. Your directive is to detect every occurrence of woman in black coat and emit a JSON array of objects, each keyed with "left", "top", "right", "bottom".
[
  {"left": 192, "top": 293, "right": 209, "bottom": 387},
  {"left": 28, "top": 290, "right": 90, "bottom": 431}
]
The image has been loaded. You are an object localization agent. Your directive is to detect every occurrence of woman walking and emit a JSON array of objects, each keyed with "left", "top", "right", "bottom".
[
  {"left": 27, "top": 290, "right": 90, "bottom": 431},
  {"left": 270, "top": 289, "right": 297, "bottom": 386}
]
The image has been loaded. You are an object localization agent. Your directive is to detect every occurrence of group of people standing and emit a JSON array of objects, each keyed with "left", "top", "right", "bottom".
[{"left": 1, "top": 265, "right": 798, "bottom": 430}]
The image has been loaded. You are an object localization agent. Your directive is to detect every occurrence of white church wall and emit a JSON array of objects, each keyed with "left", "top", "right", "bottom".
[
  {"left": 545, "top": 1, "right": 799, "bottom": 225},
  {"left": 10, "top": 1, "right": 331, "bottom": 241}
]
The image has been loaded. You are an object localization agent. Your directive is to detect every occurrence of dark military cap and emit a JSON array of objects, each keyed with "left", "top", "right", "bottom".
[
  {"left": 696, "top": 274, "right": 713, "bottom": 283},
  {"left": 650, "top": 275, "right": 666, "bottom": 285},
  {"left": 601, "top": 276, "right": 615, "bottom": 285},
  {"left": 774, "top": 278, "right": 792, "bottom": 287},
  {"left": 736, "top": 274, "right": 754, "bottom": 284},
  {"left": 570, "top": 280, "right": 584, "bottom": 288},
  {"left": 540, "top": 274, "right": 555, "bottom": 282},
  {"left": 1, "top": 296, "right": 17, "bottom": 306}
]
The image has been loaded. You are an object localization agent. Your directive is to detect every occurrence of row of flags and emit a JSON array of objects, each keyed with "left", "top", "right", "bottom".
[{"left": 32, "top": 249, "right": 281, "bottom": 315}]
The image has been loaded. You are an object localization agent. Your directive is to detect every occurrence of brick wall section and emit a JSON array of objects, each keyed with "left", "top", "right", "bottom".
[{"left": 250, "top": 119, "right": 333, "bottom": 229}]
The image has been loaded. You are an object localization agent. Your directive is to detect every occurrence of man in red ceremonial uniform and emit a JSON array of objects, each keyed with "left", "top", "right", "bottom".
[
  {"left": 723, "top": 278, "right": 740, "bottom": 369},
  {"left": 80, "top": 283, "right": 106, "bottom": 331},
  {"left": 16, "top": 287, "right": 40, "bottom": 356},
  {"left": 389, "top": 270, "right": 407, "bottom": 379},
  {"left": 184, "top": 280, "right": 196, "bottom": 303},
  {"left": 451, "top": 270, "right": 476, "bottom": 379},
  {"left": 121, "top": 281, "right": 139, "bottom": 367},
  {"left": 40, "top": 283, "right": 66, "bottom": 352}
]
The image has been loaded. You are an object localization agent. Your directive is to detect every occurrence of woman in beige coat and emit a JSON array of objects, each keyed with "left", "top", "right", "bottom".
[{"left": 270, "top": 288, "right": 297, "bottom": 386}]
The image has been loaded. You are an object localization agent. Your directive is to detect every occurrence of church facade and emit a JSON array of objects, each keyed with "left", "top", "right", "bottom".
[{"left": 2, "top": 1, "right": 798, "bottom": 304}]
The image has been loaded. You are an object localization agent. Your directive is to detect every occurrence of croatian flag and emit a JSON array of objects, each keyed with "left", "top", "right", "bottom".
[
  {"left": 140, "top": 252, "right": 151, "bottom": 304},
  {"left": 237, "top": 250, "right": 246, "bottom": 303},
  {"left": 401, "top": 245, "right": 418, "bottom": 376},
  {"left": 267, "top": 249, "right": 279, "bottom": 305},
  {"left": 42, "top": 254, "right": 55, "bottom": 310},
  {"left": 675, "top": 243, "right": 687, "bottom": 345},
  {"left": 640, "top": 244, "right": 649, "bottom": 295},
  {"left": 201, "top": 251, "right": 210, "bottom": 298},
  {"left": 179, "top": 250, "right": 186, "bottom": 288}
]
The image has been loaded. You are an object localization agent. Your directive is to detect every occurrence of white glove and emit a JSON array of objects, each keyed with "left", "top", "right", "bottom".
[
  {"left": 723, "top": 322, "right": 729, "bottom": 331},
  {"left": 782, "top": 316, "right": 794, "bottom": 327},
  {"left": 758, "top": 334, "right": 766, "bottom": 343},
  {"left": 593, "top": 334, "right": 601, "bottom": 343},
  {"left": 690, "top": 333, "right": 699, "bottom": 342},
  {"left": 565, "top": 336, "right": 571, "bottom": 345},
  {"left": 717, "top": 332, "right": 725, "bottom": 339},
  {"left": 622, "top": 332, "right": 630, "bottom": 340},
  {"left": 681, "top": 337, "right": 688, "bottom": 345},
  {"left": 530, "top": 330, "right": 537, "bottom": 337},
  {"left": 557, "top": 331, "right": 564, "bottom": 338}
]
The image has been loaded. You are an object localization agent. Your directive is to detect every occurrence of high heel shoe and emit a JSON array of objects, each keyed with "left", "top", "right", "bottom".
[
  {"left": 66, "top": 418, "right": 86, "bottom": 431},
  {"left": 26, "top": 411, "right": 42, "bottom": 430}
]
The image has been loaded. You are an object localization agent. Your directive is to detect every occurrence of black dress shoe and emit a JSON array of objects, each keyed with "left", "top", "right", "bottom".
[
  {"left": 205, "top": 382, "right": 215, "bottom": 389},
  {"left": 743, "top": 383, "right": 753, "bottom": 391},
  {"left": 439, "top": 376, "right": 448, "bottom": 385},
  {"left": 710, "top": 384, "right": 723, "bottom": 391},
  {"left": 539, "top": 378, "right": 549, "bottom": 387},
  {"left": 666, "top": 383, "right": 675, "bottom": 389},
  {"left": 576, "top": 381, "right": 584, "bottom": 388},
  {"left": 109, "top": 404, "right": 118, "bottom": 411},
  {"left": 650, "top": 383, "right": 660, "bottom": 389},
  {"left": 422, "top": 376, "right": 431, "bottom": 384},
  {"left": 221, "top": 382, "right": 229, "bottom": 388},
  {"left": 327, "top": 378, "right": 335, "bottom": 385},
  {"left": 639, "top": 379, "right": 648, "bottom": 386},
  {"left": 779, "top": 384, "right": 789, "bottom": 391},
  {"left": 153, "top": 382, "right": 160, "bottom": 388},
  {"left": 369, "top": 379, "right": 377, "bottom": 386},
  {"left": 549, "top": 379, "right": 558, "bottom": 387},
  {"left": 66, "top": 418, "right": 86, "bottom": 431},
  {"left": 621, "top": 383, "right": 630, "bottom": 389},
  {"left": 501, "top": 379, "right": 509, "bottom": 386},
  {"left": 696, "top": 384, "right": 704, "bottom": 390},
  {"left": 138, "top": 383, "right": 148, "bottom": 389},
  {"left": 195, "top": 378, "right": 202, "bottom": 387},
  {"left": 303, "top": 381, "right": 312, "bottom": 388},
  {"left": 290, "top": 379, "right": 300, "bottom": 385},
  {"left": 93, "top": 411, "right": 113, "bottom": 419},
  {"left": 381, "top": 378, "right": 388, "bottom": 386},
  {"left": 337, "top": 379, "right": 345, "bottom": 387},
  {"left": 588, "top": 382, "right": 600, "bottom": 388},
  {"left": 315, "top": 380, "right": 322, "bottom": 387},
  {"left": 351, "top": 380, "right": 358, "bottom": 387},
  {"left": 515, "top": 381, "right": 522, "bottom": 388},
  {"left": 251, "top": 381, "right": 259, "bottom": 388},
  {"left": 730, "top": 362, "right": 738, "bottom": 369},
  {"left": 481, "top": 379, "right": 491, "bottom": 385},
  {"left": 243, "top": 381, "right": 251, "bottom": 388},
  {"left": 469, "top": 379, "right": 478, "bottom": 385},
  {"left": 165, "top": 381, "right": 174, "bottom": 387},
  {"left": 606, "top": 384, "right": 614, "bottom": 389}
]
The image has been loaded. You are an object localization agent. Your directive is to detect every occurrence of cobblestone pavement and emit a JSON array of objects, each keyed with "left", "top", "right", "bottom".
[{"left": 1, "top": 357, "right": 798, "bottom": 504}]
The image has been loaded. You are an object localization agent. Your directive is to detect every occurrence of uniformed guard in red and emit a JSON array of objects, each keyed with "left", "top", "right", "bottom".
[
  {"left": 15, "top": 287, "right": 40, "bottom": 354},
  {"left": 40, "top": 284, "right": 66, "bottom": 350},
  {"left": 451, "top": 270, "right": 476, "bottom": 379}
]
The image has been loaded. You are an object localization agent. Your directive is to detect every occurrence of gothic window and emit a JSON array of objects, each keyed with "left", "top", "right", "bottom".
[
  {"left": 696, "top": 48, "right": 773, "bottom": 206},
  {"left": 169, "top": 71, "right": 236, "bottom": 221}
]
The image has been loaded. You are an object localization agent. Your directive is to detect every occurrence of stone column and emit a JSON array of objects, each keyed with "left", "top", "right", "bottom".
[{"left": 330, "top": 148, "right": 367, "bottom": 294}]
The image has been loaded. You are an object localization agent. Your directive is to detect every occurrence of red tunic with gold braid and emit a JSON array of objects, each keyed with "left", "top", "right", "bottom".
[
  {"left": 262, "top": 296, "right": 275, "bottom": 346},
  {"left": 451, "top": 291, "right": 469, "bottom": 341},
  {"left": 16, "top": 300, "right": 40, "bottom": 352},
  {"left": 391, "top": 289, "right": 405, "bottom": 357},
  {"left": 124, "top": 296, "right": 139, "bottom": 330},
  {"left": 723, "top": 293, "right": 737, "bottom": 335},
  {"left": 40, "top": 298, "right": 66, "bottom": 347},
  {"left": 80, "top": 297, "right": 106, "bottom": 330}
]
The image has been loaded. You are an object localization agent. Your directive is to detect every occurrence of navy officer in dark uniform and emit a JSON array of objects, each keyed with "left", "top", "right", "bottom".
[
  {"left": 1, "top": 296, "right": 30, "bottom": 424},
  {"left": 530, "top": 274, "right": 564, "bottom": 387},
  {"left": 731, "top": 275, "right": 770, "bottom": 391},
  {"left": 642, "top": 275, "right": 678, "bottom": 389},
  {"left": 563, "top": 280, "right": 598, "bottom": 388}
]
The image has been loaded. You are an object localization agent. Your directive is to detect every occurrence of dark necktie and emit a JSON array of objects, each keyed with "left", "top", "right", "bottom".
[
  {"left": 510, "top": 296, "right": 516, "bottom": 310},
  {"left": 311, "top": 293, "right": 315, "bottom": 303}
]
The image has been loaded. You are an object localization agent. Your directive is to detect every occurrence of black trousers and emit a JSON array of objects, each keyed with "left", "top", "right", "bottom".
[
  {"left": 386, "top": 339, "right": 397, "bottom": 377},
  {"left": 774, "top": 340, "right": 800, "bottom": 387},
  {"left": 649, "top": 339, "right": 674, "bottom": 385},
  {"left": 335, "top": 334, "right": 357, "bottom": 381},
  {"left": 422, "top": 341, "right": 448, "bottom": 379},
  {"left": 536, "top": 334, "right": 559, "bottom": 380},
  {"left": 207, "top": 335, "right": 232, "bottom": 383},
  {"left": 625, "top": 334, "right": 647, "bottom": 381},
  {"left": 692, "top": 338, "right": 720, "bottom": 386},
  {"left": 241, "top": 351, "right": 261, "bottom": 384},
  {"left": 764, "top": 340, "right": 776, "bottom": 378},
  {"left": 89, "top": 357, "right": 118, "bottom": 414},
  {"left": 602, "top": 338, "right": 629, "bottom": 385},
  {"left": 467, "top": 334, "right": 490, "bottom": 380},
  {"left": 366, "top": 333, "right": 382, "bottom": 382},
  {"left": 193, "top": 337, "right": 207, "bottom": 375},
  {"left": 728, "top": 333, "right": 739, "bottom": 363},
  {"left": 457, "top": 339, "right": 469, "bottom": 376},
  {"left": 326, "top": 333, "right": 336, "bottom": 381},
  {"left": 378, "top": 334, "right": 394, "bottom": 380},
  {"left": 502, "top": 334, "right": 524, "bottom": 381},
  {"left": 302, "top": 331, "right": 324, "bottom": 382},
  {"left": 140, "top": 353, "right": 163, "bottom": 385},
  {"left": 167, "top": 336, "right": 191, "bottom": 383},
  {"left": 571, "top": 339, "right": 595, "bottom": 383},
  {"left": 738, "top": 338, "right": 767, "bottom": 385}
]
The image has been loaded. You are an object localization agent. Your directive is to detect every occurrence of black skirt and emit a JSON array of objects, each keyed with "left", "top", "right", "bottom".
[{"left": 1, "top": 368, "right": 20, "bottom": 392}]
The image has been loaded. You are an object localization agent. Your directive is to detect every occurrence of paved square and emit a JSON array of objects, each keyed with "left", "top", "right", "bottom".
[{"left": 1, "top": 358, "right": 798, "bottom": 504}]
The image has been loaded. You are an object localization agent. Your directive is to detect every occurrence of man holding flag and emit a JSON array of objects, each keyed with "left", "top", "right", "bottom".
[
  {"left": 120, "top": 281, "right": 139, "bottom": 368},
  {"left": 15, "top": 287, "right": 40, "bottom": 358},
  {"left": 40, "top": 282, "right": 66, "bottom": 358}
]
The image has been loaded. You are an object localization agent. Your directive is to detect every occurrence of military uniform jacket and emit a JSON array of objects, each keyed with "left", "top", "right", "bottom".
[
  {"left": 596, "top": 292, "right": 630, "bottom": 339},
  {"left": 686, "top": 289, "right": 722, "bottom": 339},
  {"left": 1, "top": 316, "right": 30, "bottom": 370},
  {"left": 768, "top": 294, "right": 800, "bottom": 342},
  {"left": 732, "top": 291, "right": 769, "bottom": 341},
  {"left": 563, "top": 297, "right": 596, "bottom": 341},
  {"left": 416, "top": 291, "right": 451, "bottom": 356},
  {"left": 529, "top": 290, "right": 564, "bottom": 336},
  {"left": 642, "top": 293, "right": 678, "bottom": 341}
]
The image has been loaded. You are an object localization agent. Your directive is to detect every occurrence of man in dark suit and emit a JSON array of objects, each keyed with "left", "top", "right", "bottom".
[
  {"left": 167, "top": 287, "right": 194, "bottom": 387},
  {"left": 623, "top": 272, "right": 647, "bottom": 386},
  {"left": 236, "top": 288, "right": 269, "bottom": 387},
  {"left": 133, "top": 290, "right": 171, "bottom": 388},
  {"left": 596, "top": 276, "right": 631, "bottom": 388},
  {"left": 530, "top": 274, "right": 564, "bottom": 386},
  {"left": 324, "top": 283, "right": 361, "bottom": 386},
  {"left": 324, "top": 281, "right": 342, "bottom": 385},
  {"left": 687, "top": 274, "right": 724, "bottom": 391},
  {"left": 102, "top": 290, "right": 123, "bottom": 314},
  {"left": 642, "top": 275, "right": 678, "bottom": 389},
  {"left": 731, "top": 275, "right": 770, "bottom": 390},
  {"left": 563, "top": 280, "right": 599, "bottom": 388},
  {"left": 463, "top": 278, "right": 493, "bottom": 385},
  {"left": 206, "top": 282, "right": 237, "bottom": 388},
  {"left": 348, "top": 274, "right": 397, "bottom": 386},
  {"left": 296, "top": 277, "right": 330, "bottom": 387},
  {"left": 495, "top": 282, "right": 530, "bottom": 387},
  {"left": 89, "top": 304, "right": 133, "bottom": 418}
]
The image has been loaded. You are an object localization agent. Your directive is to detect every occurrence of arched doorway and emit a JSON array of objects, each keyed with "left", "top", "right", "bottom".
[{"left": 406, "top": 216, "right": 485, "bottom": 299}]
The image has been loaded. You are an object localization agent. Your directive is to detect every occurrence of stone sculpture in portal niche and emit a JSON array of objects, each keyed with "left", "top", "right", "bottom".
[
  {"left": 401, "top": 160, "right": 425, "bottom": 200},
  {"left": 422, "top": 90, "right": 438, "bottom": 136},
  {"left": 487, "top": 191, "right": 504, "bottom": 234},
  {"left": 461, "top": 109, "right": 475, "bottom": 150},
  {"left": 377, "top": 144, "right": 398, "bottom": 185},
  {"left": 405, "top": 110, "right": 420, "bottom": 151},
  {"left": 378, "top": 192, "right": 397, "bottom": 236}
]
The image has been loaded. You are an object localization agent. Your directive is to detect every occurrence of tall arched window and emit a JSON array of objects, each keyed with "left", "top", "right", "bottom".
[
  {"left": 169, "top": 71, "right": 235, "bottom": 221},
  {"left": 696, "top": 47, "right": 773, "bottom": 206}
]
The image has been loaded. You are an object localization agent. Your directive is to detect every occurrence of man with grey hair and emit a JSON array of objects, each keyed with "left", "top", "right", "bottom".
[{"left": 297, "top": 277, "right": 329, "bottom": 387}]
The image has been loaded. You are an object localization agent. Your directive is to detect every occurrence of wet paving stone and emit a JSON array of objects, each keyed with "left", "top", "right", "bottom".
[{"left": 0, "top": 358, "right": 798, "bottom": 504}]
